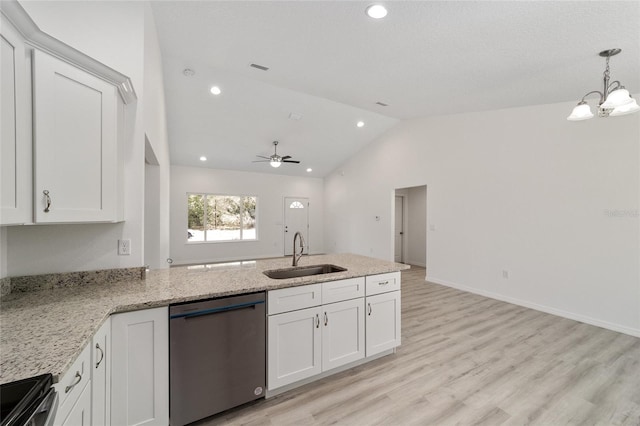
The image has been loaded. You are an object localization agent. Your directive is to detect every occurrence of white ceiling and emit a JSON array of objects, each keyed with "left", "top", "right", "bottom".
[{"left": 151, "top": 1, "right": 640, "bottom": 177}]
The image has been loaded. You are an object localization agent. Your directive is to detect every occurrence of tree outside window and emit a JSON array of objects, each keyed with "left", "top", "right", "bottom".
[{"left": 187, "top": 194, "right": 257, "bottom": 242}]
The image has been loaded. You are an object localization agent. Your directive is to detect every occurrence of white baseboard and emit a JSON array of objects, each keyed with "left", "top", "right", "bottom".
[
  {"left": 426, "top": 276, "right": 640, "bottom": 338},
  {"left": 407, "top": 261, "right": 426, "bottom": 268}
]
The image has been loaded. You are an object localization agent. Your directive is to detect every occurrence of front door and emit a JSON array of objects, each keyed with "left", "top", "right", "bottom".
[
  {"left": 394, "top": 196, "right": 404, "bottom": 263},
  {"left": 284, "top": 197, "right": 309, "bottom": 256}
]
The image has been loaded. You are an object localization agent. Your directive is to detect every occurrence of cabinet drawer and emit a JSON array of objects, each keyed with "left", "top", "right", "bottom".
[
  {"left": 322, "top": 277, "right": 365, "bottom": 304},
  {"left": 268, "top": 283, "right": 322, "bottom": 315},
  {"left": 365, "top": 272, "right": 401, "bottom": 296},
  {"left": 54, "top": 343, "right": 91, "bottom": 423}
]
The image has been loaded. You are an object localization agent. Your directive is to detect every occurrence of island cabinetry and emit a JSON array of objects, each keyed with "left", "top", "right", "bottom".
[
  {"left": 111, "top": 307, "right": 168, "bottom": 426},
  {"left": 365, "top": 272, "right": 401, "bottom": 356},
  {"left": 267, "top": 277, "right": 366, "bottom": 390}
]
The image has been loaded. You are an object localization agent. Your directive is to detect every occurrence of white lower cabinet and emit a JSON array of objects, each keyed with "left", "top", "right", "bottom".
[
  {"left": 92, "top": 317, "right": 111, "bottom": 426},
  {"left": 365, "top": 291, "right": 401, "bottom": 356},
  {"left": 111, "top": 307, "right": 169, "bottom": 426},
  {"left": 322, "top": 298, "right": 365, "bottom": 371},
  {"left": 54, "top": 344, "right": 91, "bottom": 426},
  {"left": 268, "top": 277, "right": 372, "bottom": 391},
  {"left": 59, "top": 382, "right": 91, "bottom": 426},
  {"left": 268, "top": 306, "right": 322, "bottom": 389}
]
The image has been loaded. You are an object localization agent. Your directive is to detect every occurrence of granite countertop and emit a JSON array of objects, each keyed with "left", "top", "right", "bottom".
[{"left": 0, "top": 253, "right": 409, "bottom": 384}]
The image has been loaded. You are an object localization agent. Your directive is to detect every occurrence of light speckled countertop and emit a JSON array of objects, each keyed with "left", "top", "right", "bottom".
[{"left": 0, "top": 253, "right": 408, "bottom": 384}]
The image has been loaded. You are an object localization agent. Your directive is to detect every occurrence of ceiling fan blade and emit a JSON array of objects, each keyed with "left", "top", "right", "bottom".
[
  {"left": 282, "top": 160, "right": 300, "bottom": 164},
  {"left": 256, "top": 155, "right": 271, "bottom": 160},
  {"left": 252, "top": 160, "right": 270, "bottom": 163},
  {"left": 281, "top": 155, "right": 292, "bottom": 160}
]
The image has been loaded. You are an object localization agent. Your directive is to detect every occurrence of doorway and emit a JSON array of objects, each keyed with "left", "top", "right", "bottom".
[
  {"left": 283, "top": 197, "right": 309, "bottom": 256},
  {"left": 394, "top": 185, "right": 427, "bottom": 267},
  {"left": 394, "top": 196, "right": 404, "bottom": 263}
]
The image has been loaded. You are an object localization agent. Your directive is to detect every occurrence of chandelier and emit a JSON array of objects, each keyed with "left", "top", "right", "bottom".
[{"left": 567, "top": 49, "right": 640, "bottom": 121}]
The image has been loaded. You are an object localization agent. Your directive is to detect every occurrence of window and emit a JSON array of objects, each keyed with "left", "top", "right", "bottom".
[
  {"left": 289, "top": 201, "right": 305, "bottom": 209},
  {"left": 187, "top": 194, "right": 257, "bottom": 242}
]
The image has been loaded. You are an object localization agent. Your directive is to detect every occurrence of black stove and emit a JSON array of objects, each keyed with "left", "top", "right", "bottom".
[{"left": 0, "top": 374, "right": 57, "bottom": 426}]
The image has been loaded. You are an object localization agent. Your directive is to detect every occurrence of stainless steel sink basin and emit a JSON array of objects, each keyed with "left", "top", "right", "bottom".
[{"left": 263, "top": 264, "right": 347, "bottom": 279}]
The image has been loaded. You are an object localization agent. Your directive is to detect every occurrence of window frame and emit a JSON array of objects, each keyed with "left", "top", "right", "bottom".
[{"left": 186, "top": 192, "right": 259, "bottom": 244}]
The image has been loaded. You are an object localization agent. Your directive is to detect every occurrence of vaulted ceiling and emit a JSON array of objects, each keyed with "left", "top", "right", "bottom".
[{"left": 151, "top": 1, "right": 640, "bottom": 177}]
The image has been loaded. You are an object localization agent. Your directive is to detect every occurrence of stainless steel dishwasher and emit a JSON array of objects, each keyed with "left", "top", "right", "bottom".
[{"left": 169, "top": 292, "right": 266, "bottom": 426}]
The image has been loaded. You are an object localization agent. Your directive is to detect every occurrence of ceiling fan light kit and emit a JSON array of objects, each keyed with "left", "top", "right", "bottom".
[
  {"left": 253, "top": 141, "right": 301, "bottom": 168},
  {"left": 567, "top": 48, "right": 640, "bottom": 121}
]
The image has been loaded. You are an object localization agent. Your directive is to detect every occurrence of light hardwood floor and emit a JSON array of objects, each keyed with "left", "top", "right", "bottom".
[{"left": 197, "top": 267, "right": 640, "bottom": 425}]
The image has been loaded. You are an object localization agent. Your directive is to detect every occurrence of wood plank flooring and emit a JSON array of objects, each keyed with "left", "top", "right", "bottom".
[{"left": 196, "top": 267, "right": 640, "bottom": 425}]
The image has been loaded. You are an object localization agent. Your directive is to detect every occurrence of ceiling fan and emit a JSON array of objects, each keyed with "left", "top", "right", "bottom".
[{"left": 253, "top": 141, "right": 300, "bottom": 168}]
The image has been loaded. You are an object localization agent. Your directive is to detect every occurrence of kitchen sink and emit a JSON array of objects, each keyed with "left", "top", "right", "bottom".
[{"left": 263, "top": 264, "right": 347, "bottom": 279}]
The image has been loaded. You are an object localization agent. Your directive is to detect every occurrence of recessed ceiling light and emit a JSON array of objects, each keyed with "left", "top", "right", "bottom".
[
  {"left": 356, "top": 121, "right": 365, "bottom": 128},
  {"left": 366, "top": 4, "right": 387, "bottom": 19},
  {"left": 250, "top": 63, "right": 269, "bottom": 71},
  {"left": 306, "top": 168, "right": 313, "bottom": 173},
  {"left": 199, "top": 156, "right": 207, "bottom": 161},
  {"left": 210, "top": 86, "right": 221, "bottom": 95}
]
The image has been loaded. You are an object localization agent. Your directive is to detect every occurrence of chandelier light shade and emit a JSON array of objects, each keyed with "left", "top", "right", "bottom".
[
  {"left": 567, "top": 48, "right": 639, "bottom": 121},
  {"left": 610, "top": 98, "right": 640, "bottom": 117},
  {"left": 567, "top": 102, "right": 594, "bottom": 121}
]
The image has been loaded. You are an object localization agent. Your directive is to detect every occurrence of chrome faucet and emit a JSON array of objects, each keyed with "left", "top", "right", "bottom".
[{"left": 292, "top": 231, "right": 305, "bottom": 266}]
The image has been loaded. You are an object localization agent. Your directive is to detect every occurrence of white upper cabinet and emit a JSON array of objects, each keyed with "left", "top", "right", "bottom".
[
  {"left": 0, "top": 0, "right": 135, "bottom": 225},
  {"left": 0, "top": 14, "right": 31, "bottom": 225},
  {"left": 33, "top": 49, "right": 121, "bottom": 223}
]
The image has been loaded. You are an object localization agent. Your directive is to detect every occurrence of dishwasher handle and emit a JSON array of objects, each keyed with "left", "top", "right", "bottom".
[{"left": 170, "top": 300, "right": 265, "bottom": 320}]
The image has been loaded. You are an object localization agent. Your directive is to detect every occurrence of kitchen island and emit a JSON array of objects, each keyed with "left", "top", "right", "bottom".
[{"left": 0, "top": 253, "right": 408, "bottom": 385}]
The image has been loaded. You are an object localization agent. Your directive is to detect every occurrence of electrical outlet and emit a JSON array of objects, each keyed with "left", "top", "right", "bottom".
[
  {"left": 118, "top": 239, "right": 131, "bottom": 256},
  {"left": 502, "top": 270, "right": 509, "bottom": 279}
]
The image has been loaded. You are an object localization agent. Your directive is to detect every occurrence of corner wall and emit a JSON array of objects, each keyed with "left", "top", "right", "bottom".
[
  {"left": 170, "top": 166, "right": 324, "bottom": 265},
  {"left": 325, "top": 100, "right": 640, "bottom": 336},
  {"left": 143, "top": 3, "right": 171, "bottom": 269}
]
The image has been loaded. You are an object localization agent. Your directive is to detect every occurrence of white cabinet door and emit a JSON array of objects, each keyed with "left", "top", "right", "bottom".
[
  {"left": 366, "top": 291, "right": 401, "bottom": 356},
  {"left": 32, "top": 49, "right": 119, "bottom": 223},
  {"left": 111, "top": 307, "right": 169, "bottom": 426},
  {"left": 322, "top": 298, "right": 365, "bottom": 371},
  {"left": 54, "top": 343, "right": 91, "bottom": 426},
  {"left": 92, "top": 317, "right": 111, "bottom": 426},
  {"left": 268, "top": 306, "right": 321, "bottom": 389},
  {"left": 60, "top": 379, "right": 92, "bottom": 426},
  {"left": 0, "top": 15, "right": 31, "bottom": 225}
]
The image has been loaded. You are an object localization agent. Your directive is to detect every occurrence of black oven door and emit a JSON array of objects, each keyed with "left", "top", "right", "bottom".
[{"left": 0, "top": 374, "right": 58, "bottom": 426}]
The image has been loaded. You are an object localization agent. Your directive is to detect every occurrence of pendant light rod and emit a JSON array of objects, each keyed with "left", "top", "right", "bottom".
[{"left": 567, "top": 48, "right": 639, "bottom": 121}]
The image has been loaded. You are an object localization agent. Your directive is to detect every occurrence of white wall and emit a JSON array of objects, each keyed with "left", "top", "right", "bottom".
[
  {"left": 170, "top": 166, "right": 324, "bottom": 265},
  {"left": 407, "top": 186, "right": 427, "bottom": 267},
  {"left": 0, "top": 228, "right": 7, "bottom": 279},
  {"left": 143, "top": 3, "right": 171, "bottom": 270},
  {"left": 325, "top": 100, "right": 640, "bottom": 336},
  {"left": 7, "top": 1, "right": 169, "bottom": 276}
]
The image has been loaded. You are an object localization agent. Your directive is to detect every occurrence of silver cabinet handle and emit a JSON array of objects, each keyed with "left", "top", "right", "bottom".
[
  {"left": 315, "top": 314, "right": 320, "bottom": 328},
  {"left": 324, "top": 312, "right": 328, "bottom": 326},
  {"left": 64, "top": 371, "right": 82, "bottom": 393},
  {"left": 43, "top": 190, "right": 51, "bottom": 213},
  {"left": 368, "top": 303, "right": 372, "bottom": 316},
  {"left": 95, "top": 343, "right": 104, "bottom": 369},
  {"left": 378, "top": 280, "right": 389, "bottom": 286}
]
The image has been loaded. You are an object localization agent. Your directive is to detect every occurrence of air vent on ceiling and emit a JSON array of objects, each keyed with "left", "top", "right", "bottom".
[
  {"left": 250, "top": 63, "right": 269, "bottom": 71},
  {"left": 375, "top": 101, "right": 388, "bottom": 107}
]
